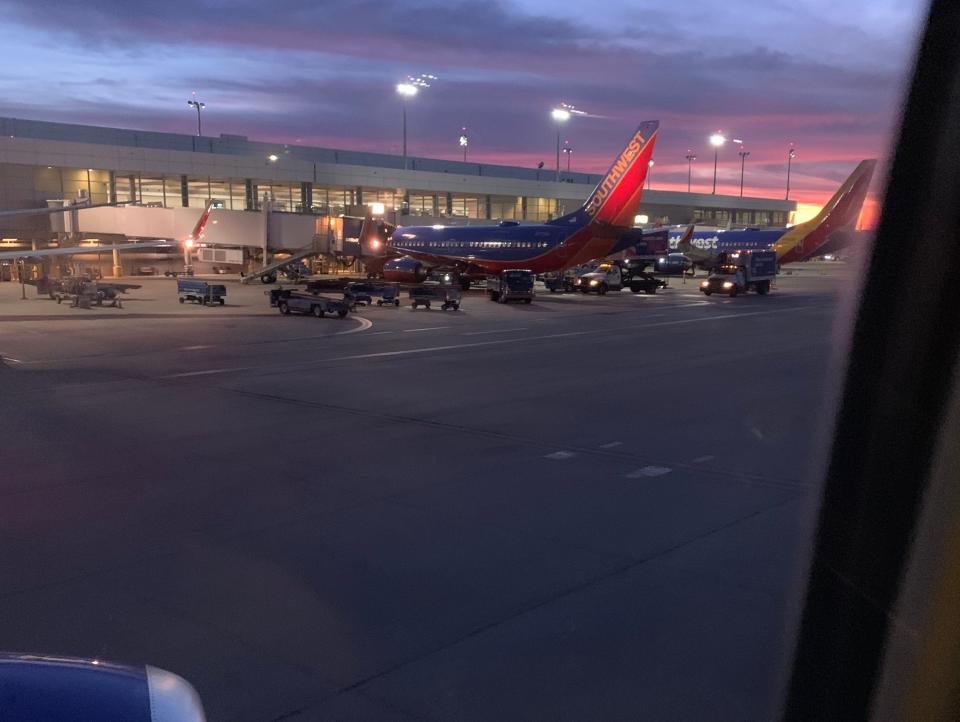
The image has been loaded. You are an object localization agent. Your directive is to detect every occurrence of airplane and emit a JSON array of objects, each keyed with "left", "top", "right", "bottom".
[
  {"left": 358, "top": 121, "right": 660, "bottom": 283},
  {"left": 657, "top": 159, "right": 877, "bottom": 271}
]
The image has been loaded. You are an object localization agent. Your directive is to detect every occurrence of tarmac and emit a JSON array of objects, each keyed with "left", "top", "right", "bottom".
[{"left": 0, "top": 263, "right": 854, "bottom": 720}]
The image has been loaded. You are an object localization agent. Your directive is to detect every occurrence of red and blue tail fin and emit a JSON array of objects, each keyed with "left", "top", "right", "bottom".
[
  {"left": 188, "top": 200, "right": 215, "bottom": 242},
  {"left": 549, "top": 120, "right": 659, "bottom": 229},
  {"left": 773, "top": 160, "right": 877, "bottom": 263}
]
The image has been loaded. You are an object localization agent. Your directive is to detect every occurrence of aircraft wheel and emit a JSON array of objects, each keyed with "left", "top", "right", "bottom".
[{"left": 279, "top": 301, "right": 290, "bottom": 315}]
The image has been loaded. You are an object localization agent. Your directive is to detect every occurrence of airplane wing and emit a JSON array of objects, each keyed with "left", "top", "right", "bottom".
[{"left": 0, "top": 240, "right": 175, "bottom": 261}]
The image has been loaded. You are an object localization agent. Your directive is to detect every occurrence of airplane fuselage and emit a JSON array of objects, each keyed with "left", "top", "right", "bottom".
[{"left": 386, "top": 213, "right": 618, "bottom": 274}]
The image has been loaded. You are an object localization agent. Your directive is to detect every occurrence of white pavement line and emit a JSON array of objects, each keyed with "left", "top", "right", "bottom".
[
  {"left": 461, "top": 328, "right": 528, "bottom": 336},
  {"left": 370, "top": 331, "right": 394, "bottom": 335},
  {"left": 545, "top": 451, "right": 576, "bottom": 460},
  {"left": 691, "top": 455, "right": 715, "bottom": 464},
  {"left": 334, "top": 316, "right": 374, "bottom": 335},
  {"left": 403, "top": 326, "right": 449, "bottom": 333},
  {"left": 599, "top": 441, "right": 622, "bottom": 449},
  {"left": 160, "top": 305, "right": 815, "bottom": 379},
  {"left": 166, "top": 366, "right": 257, "bottom": 378},
  {"left": 180, "top": 345, "right": 213, "bottom": 351},
  {"left": 626, "top": 466, "right": 672, "bottom": 478},
  {"left": 2, "top": 356, "right": 23, "bottom": 364}
]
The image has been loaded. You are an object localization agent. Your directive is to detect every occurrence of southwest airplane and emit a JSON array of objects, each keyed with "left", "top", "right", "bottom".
[
  {"left": 360, "top": 121, "right": 659, "bottom": 279},
  {"left": 660, "top": 159, "right": 876, "bottom": 270}
]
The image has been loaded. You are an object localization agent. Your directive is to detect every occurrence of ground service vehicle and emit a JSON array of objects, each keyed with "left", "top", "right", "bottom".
[
  {"left": 573, "top": 262, "right": 665, "bottom": 294},
  {"left": 274, "top": 289, "right": 349, "bottom": 317},
  {"left": 487, "top": 269, "right": 534, "bottom": 303},
  {"left": 409, "top": 284, "right": 461, "bottom": 310},
  {"left": 699, "top": 250, "right": 777, "bottom": 297},
  {"left": 177, "top": 278, "right": 226, "bottom": 305}
]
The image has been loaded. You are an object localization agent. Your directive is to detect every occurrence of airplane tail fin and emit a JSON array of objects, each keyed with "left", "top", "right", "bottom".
[
  {"left": 549, "top": 120, "right": 659, "bottom": 229},
  {"left": 675, "top": 224, "right": 695, "bottom": 253},
  {"left": 773, "top": 159, "right": 877, "bottom": 261},
  {"left": 188, "top": 200, "right": 215, "bottom": 243}
]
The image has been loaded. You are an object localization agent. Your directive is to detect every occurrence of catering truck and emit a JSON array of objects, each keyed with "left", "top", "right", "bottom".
[
  {"left": 699, "top": 250, "right": 777, "bottom": 297},
  {"left": 572, "top": 261, "right": 666, "bottom": 295}
]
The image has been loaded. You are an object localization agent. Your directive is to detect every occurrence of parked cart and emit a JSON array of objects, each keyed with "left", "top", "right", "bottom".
[
  {"left": 177, "top": 279, "right": 226, "bottom": 306},
  {"left": 271, "top": 289, "right": 349, "bottom": 318},
  {"left": 343, "top": 281, "right": 402, "bottom": 308},
  {"left": 408, "top": 284, "right": 461, "bottom": 310}
]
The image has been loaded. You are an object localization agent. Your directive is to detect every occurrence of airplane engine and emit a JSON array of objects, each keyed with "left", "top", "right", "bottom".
[{"left": 382, "top": 256, "right": 428, "bottom": 283}]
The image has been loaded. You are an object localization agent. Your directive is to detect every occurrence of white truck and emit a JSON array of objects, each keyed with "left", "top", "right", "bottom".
[
  {"left": 699, "top": 250, "right": 777, "bottom": 297},
  {"left": 572, "top": 262, "right": 665, "bottom": 295}
]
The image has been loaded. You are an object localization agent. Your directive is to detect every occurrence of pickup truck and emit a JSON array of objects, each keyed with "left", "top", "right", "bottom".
[
  {"left": 573, "top": 262, "right": 666, "bottom": 294},
  {"left": 273, "top": 289, "right": 349, "bottom": 318},
  {"left": 487, "top": 269, "right": 535, "bottom": 303},
  {"left": 700, "top": 250, "right": 776, "bottom": 297}
]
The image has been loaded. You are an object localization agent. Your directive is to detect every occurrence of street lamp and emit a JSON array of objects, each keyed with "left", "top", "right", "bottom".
[
  {"left": 786, "top": 144, "right": 797, "bottom": 200},
  {"left": 459, "top": 127, "right": 468, "bottom": 162},
  {"left": 396, "top": 74, "right": 436, "bottom": 171},
  {"left": 709, "top": 132, "right": 726, "bottom": 194},
  {"left": 646, "top": 159, "right": 654, "bottom": 190},
  {"left": 551, "top": 107, "right": 571, "bottom": 181},
  {"left": 187, "top": 95, "right": 205, "bottom": 137},
  {"left": 738, "top": 149, "right": 750, "bottom": 197},
  {"left": 396, "top": 83, "right": 418, "bottom": 170},
  {"left": 562, "top": 140, "right": 572, "bottom": 172},
  {"left": 685, "top": 150, "right": 696, "bottom": 193}
]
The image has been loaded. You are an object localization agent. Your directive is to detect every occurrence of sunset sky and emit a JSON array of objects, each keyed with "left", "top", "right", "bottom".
[{"left": 0, "top": 0, "right": 929, "bottom": 225}]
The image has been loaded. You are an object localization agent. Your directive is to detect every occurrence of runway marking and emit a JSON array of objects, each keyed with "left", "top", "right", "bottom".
[
  {"left": 599, "top": 441, "right": 622, "bottom": 449},
  {"left": 750, "top": 427, "right": 765, "bottom": 440},
  {"left": 403, "top": 326, "right": 448, "bottom": 333},
  {"left": 2, "top": 356, "right": 23, "bottom": 364},
  {"left": 166, "top": 367, "right": 255, "bottom": 378},
  {"left": 626, "top": 466, "right": 672, "bottom": 478},
  {"left": 462, "top": 328, "right": 528, "bottom": 336},
  {"left": 159, "top": 305, "right": 817, "bottom": 379},
  {"left": 334, "top": 316, "right": 374, "bottom": 335},
  {"left": 370, "top": 331, "right": 394, "bottom": 336},
  {"left": 545, "top": 451, "right": 576, "bottom": 460},
  {"left": 691, "top": 455, "right": 715, "bottom": 464},
  {"left": 180, "top": 345, "right": 213, "bottom": 350}
]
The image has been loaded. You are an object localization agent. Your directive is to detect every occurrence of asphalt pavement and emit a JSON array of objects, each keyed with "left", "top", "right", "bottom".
[{"left": 0, "top": 266, "right": 851, "bottom": 721}]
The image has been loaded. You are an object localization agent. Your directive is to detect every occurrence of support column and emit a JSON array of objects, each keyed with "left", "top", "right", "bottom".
[
  {"left": 127, "top": 175, "right": 136, "bottom": 203},
  {"left": 300, "top": 182, "right": 312, "bottom": 213},
  {"left": 107, "top": 171, "right": 118, "bottom": 204},
  {"left": 485, "top": 194, "right": 492, "bottom": 220},
  {"left": 521, "top": 196, "right": 528, "bottom": 221},
  {"left": 245, "top": 179, "right": 256, "bottom": 210},
  {"left": 112, "top": 244, "right": 122, "bottom": 278},
  {"left": 180, "top": 175, "right": 189, "bottom": 208},
  {"left": 445, "top": 192, "right": 453, "bottom": 216},
  {"left": 431, "top": 193, "right": 439, "bottom": 216}
]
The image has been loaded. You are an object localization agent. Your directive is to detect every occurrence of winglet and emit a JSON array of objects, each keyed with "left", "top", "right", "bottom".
[{"left": 188, "top": 200, "right": 216, "bottom": 243}]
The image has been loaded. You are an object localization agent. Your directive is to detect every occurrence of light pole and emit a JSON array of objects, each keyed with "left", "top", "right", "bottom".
[
  {"left": 786, "top": 144, "right": 797, "bottom": 200},
  {"left": 395, "top": 74, "right": 436, "bottom": 172},
  {"left": 396, "top": 83, "right": 417, "bottom": 170},
  {"left": 646, "top": 159, "right": 654, "bottom": 189},
  {"left": 563, "top": 141, "right": 572, "bottom": 172},
  {"left": 187, "top": 96, "right": 205, "bottom": 137},
  {"left": 551, "top": 107, "right": 571, "bottom": 181},
  {"left": 459, "top": 127, "right": 468, "bottom": 162},
  {"left": 685, "top": 150, "right": 696, "bottom": 192},
  {"left": 738, "top": 150, "right": 750, "bottom": 197},
  {"left": 710, "top": 132, "right": 726, "bottom": 194}
]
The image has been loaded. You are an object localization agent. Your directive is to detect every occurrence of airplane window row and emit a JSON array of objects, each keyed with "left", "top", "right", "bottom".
[{"left": 399, "top": 240, "right": 551, "bottom": 249}]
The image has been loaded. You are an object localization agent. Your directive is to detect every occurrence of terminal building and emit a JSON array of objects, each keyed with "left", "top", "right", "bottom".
[{"left": 0, "top": 116, "right": 796, "bottom": 276}]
